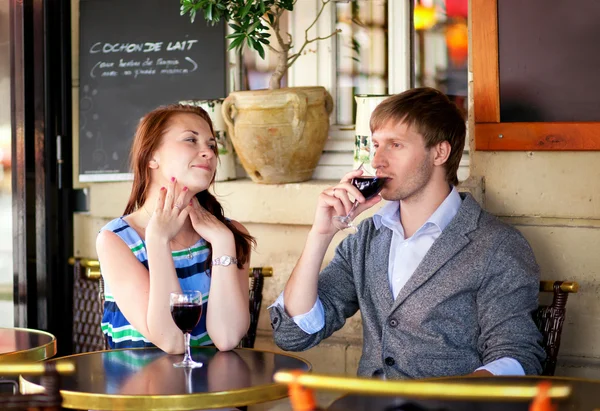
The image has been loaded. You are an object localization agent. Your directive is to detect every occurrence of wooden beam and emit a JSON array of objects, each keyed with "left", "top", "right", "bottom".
[
  {"left": 475, "top": 122, "right": 600, "bottom": 151},
  {"left": 472, "top": 0, "right": 500, "bottom": 123}
]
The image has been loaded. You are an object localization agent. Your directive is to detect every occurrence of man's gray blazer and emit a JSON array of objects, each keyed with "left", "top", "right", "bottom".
[{"left": 269, "top": 193, "right": 545, "bottom": 379}]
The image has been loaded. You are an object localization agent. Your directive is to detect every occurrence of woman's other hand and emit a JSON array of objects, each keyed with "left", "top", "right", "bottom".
[{"left": 188, "top": 197, "right": 233, "bottom": 246}]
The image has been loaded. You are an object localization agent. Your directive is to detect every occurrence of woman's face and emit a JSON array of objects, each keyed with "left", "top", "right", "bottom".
[{"left": 149, "top": 112, "right": 217, "bottom": 193}]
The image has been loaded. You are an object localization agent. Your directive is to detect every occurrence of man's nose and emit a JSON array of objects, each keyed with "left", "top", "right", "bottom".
[{"left": 371, "top": 148, "right": 385, "bottom": 169}]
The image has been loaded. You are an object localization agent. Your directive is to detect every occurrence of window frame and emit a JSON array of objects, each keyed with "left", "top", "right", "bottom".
[{"left": 472, "top": 0, "right": 600, "bottom": 151}]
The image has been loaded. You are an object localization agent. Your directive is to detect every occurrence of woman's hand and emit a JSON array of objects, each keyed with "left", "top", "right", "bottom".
[
  {"left": 188, "top": 197, "right": 233, "bottom": 245},
  {"left": 145, "top": 177, "right": 193, "bottom": 244},
  {"left": 312, "top": 168, "right": 382, "bottom": 236}
]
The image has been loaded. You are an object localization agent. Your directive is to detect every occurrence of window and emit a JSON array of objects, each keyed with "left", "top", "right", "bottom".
[{"left": 234, "top": 0, "right": 469, "bottom": 181}]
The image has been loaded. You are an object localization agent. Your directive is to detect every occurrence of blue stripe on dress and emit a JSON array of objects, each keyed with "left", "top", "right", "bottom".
[{"left": 100, "top": 217, "right": 212, "bottom": 349}]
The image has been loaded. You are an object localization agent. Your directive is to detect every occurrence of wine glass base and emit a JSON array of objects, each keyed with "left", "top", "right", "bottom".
[
  {"left": 173, "top": 360, "right": 204, "bottom": 369},
  {"left": 332, "top": 216, "right": 358, "bottom": 234}
]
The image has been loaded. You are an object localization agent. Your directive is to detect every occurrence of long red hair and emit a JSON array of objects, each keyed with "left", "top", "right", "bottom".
[{"left": 123, "top": 104, "right": 255, "bottom": 268}]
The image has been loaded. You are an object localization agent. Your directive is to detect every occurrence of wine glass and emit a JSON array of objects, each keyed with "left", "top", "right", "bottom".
[
  {"left": 170, "top": 290, "right": 203, "bottom": 368},
  {"left": 332, "top": 175, "right": 389, "bottom": 234}
]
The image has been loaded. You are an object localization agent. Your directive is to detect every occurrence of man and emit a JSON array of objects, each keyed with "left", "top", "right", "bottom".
[{"left": 269, "top": 87, "right": 545, "bottom": 379}]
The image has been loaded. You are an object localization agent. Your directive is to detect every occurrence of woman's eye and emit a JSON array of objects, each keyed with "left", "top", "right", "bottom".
[{"left": 185, "top": 137, "right": 197, "bottom": 143}]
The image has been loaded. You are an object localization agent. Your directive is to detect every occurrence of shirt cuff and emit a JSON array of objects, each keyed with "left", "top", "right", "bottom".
[
  {"left": 269, "top": 292, "right": 325, "bottom": 334},
  {"left": 476, "top": 357, "right": 525, "bottom": 376}
]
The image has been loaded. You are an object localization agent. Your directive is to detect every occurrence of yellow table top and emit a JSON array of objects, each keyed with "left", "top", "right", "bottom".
[
  {"left": 21, "top": 346, "right": 311, "bottom": 410},
  {"left": 0, "top": 327, "right": 57, "bottom": 363}
]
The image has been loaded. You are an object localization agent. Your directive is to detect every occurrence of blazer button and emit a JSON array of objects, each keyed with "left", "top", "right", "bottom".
[
  {"left": 385, "top": 357, "right": 395, "bottom": 366},
  {"left": 389, "top": 319, "right": 398, "bottom": 327},
  {"left": 372, "top": 369, "right": 384, "bottom": 377}
]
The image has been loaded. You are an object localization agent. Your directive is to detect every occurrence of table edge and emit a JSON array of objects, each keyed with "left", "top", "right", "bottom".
[
  {"left": 21, "top": 346, "right": 312, "bottom": 410},
  {"left": 0, "top": 328, "right": 57, "bottom": 363}
]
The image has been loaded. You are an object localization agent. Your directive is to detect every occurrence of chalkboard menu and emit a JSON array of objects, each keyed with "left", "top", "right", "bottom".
[{"left": 79, "top": 0, "right": 226, "bottom": 181}]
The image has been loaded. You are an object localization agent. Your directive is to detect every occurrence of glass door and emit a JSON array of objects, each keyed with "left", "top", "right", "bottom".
[{"left": 0, "top": 0, "right": 13, "bottom": 327}]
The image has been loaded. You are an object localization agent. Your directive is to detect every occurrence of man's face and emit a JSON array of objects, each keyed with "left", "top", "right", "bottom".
[{"left": 371, "top": 120, "right": 436, "bottom": 202}]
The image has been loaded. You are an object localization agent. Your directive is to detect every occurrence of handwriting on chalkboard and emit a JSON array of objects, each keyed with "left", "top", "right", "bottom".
[
  {"left": 89, "top": 40, "right": 199, "bottom": 53},
  {"left": 88, "top": 39, "right": 200, "bottom": 78}
]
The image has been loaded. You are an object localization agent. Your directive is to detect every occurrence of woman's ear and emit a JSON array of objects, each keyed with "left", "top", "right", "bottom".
[{"left": 148, "top": 152, "right": 160, "bottom": 169}]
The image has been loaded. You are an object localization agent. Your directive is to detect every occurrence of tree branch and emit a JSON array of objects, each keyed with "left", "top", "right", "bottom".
[
  {"left": 286, "top": 29, "right": 340, "bottom": 68},
  {"left": 272, "top": 5, "right": 291, "bottom": 52},
  {"left": 303, "top": 0, "right": 330, "bottom": 36},
  {"left": 286, "top": 0, "right": 336, "bottom": 66}
]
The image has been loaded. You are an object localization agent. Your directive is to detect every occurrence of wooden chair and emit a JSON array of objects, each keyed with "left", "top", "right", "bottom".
[
  {"left": 535, "top": 280, "right": 579, "bottom": 376},
  {"left": 70, "top": 257, "right": 272, "bottom": 352},
  {"left": 0, "top": 361, "right": 73, "bottom": 410}
]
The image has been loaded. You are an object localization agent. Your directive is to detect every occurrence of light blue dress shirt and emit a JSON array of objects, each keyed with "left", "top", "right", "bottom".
[{"left": 272, "top": 187, "right": 525, "bottom": 376}]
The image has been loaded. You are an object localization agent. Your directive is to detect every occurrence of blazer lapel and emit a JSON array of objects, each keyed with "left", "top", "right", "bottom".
[
  {"left": 365, "top": 226, "right": 395, "bottom": 310},
  {"left": 391, "top": 193, "right": 481, "bottom": 311}
]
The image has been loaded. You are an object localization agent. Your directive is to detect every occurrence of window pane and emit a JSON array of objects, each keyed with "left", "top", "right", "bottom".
[
  {"left": 413, "top": 0, "right": 468, "bottom": 113},
  {"left": 336, "top": 0, "right": 389, "bottom": 126},
  {"left": 0, "top": 0, "right": 13, "bottom": 326}
]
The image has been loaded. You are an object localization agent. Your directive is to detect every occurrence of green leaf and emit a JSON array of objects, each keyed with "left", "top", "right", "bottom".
[
  {"left": 226, "top": 32, "right": 243, "bottom": 39},
  {"left": 248, "top": 19, "right": 262, "bottom": 33},
  {"left": 254, "top": 41, "right": 265, "bottom": 59},
  {"left": 227, "top": 35, "right": 246, "bottom": 51},
  {"left": 228, "top": 23, "right": 242, "bottom": 31},
  {"left": 240, "top": 0, "right": 253, "bottom": 19}
]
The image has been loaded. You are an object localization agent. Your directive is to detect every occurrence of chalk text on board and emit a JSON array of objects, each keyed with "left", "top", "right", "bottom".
[{"left": 89, "top": 40, "right": 199, "bottom": 54}]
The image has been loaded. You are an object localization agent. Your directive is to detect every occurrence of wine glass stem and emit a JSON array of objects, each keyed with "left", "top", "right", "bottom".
[
  {"left": 183, "top": 332, "right": 192, "bottom": 362},
  {"left": 345, "top": 200, "right": 361, "bottom": 221}
]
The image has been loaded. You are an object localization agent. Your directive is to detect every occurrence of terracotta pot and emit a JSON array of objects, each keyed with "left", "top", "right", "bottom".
[{"left": 222, "top": 86, "right": 333, "bottom": 184}]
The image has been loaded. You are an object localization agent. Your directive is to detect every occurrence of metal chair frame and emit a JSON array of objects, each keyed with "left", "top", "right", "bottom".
[{"left": 535, "top": 280, "right": 579, "bottom": 376}]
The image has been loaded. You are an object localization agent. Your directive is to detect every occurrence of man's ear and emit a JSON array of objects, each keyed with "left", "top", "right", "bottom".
[{"left": 433, "top": 141, "right": 451, "bottom": 166}]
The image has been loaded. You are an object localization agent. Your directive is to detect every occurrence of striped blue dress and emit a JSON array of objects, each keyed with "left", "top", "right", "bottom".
[{"left": 100, "top": 217, "right": 213, "bottom": 349}]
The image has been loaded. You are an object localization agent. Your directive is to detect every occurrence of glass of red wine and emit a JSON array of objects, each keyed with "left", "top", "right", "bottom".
[
  {"left": 170, "top": 290, "right": 203, "bottom": 368},
  {"left": 332, "top": 176, "right": 389, "bottom": 233}
]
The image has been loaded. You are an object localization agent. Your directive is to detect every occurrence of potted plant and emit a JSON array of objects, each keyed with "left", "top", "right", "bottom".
[{"left": 181, "top": 0, "right": 338, "bottom": 184}]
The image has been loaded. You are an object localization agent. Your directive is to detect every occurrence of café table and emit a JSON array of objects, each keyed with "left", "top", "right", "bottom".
[
  {"left": 21, "top": 346, "right": 311, "bottom": 410},
  {"left": 0, "top": 327, "right": 57, "bottom": 362},
  {"left": 326, "top": 375, "right": 600, "bottom": 411}
]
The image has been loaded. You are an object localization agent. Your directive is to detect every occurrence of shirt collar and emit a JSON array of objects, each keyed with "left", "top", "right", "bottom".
[{"left": 373, "top": 186, "right": 462, "bottom": 232}]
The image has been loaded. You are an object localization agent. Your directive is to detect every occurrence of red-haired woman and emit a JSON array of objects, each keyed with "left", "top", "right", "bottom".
[{"left": 96, "top": 104, "right": 254, "bottom": 353}]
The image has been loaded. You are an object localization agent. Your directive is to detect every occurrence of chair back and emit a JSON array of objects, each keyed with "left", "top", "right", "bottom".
[
  {"left": 534, "top": 280, "right": 579, "bottom": 376},
  {"left": 240, "top": 267, "right": 272, "bottom": 348},
  {"left": 71, "top": 257, "right": 272, "bottom": 352},
  {"left": 71, "top": 258, "right": 107, "bottom": 353}
]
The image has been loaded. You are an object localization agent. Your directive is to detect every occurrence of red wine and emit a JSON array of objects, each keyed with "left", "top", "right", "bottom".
[
  {"left": 352, "top": 177, "right": 389, "bottom": 199},
  {"left": 170, "top": 303, "right": 202, "bottom": 333}
]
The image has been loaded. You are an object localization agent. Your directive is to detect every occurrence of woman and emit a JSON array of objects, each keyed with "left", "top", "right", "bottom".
[{"left": 96, "top": 104, "right": 254, "bottom": 353}]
